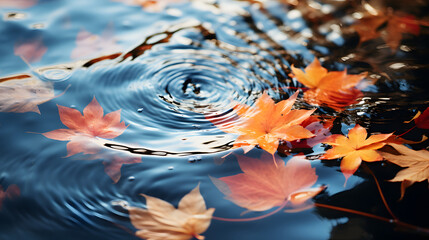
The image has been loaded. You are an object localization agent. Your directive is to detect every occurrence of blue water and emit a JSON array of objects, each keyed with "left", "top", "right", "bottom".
[{"left": 1, "top": 0, "right": 428, "bottom": 239}]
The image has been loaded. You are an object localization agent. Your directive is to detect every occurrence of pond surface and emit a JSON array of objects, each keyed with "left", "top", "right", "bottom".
[{"left": 0, "top": 0, "right": 428, "bottom": 239}]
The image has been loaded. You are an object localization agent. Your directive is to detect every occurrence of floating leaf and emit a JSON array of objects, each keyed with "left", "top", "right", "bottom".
[
  {"left": 414, "top": 107, "right": 429, "bottom": 129},
  {"left": 42, "top": 97, "right": 135, "bottom": 182},
  {"left": 71, "top": 25, "right": 120, "bottom": 60},
  {"left": 127, "top": 185, "right": 215, "bottom": 240},
  {"left": 112, "top": 0, "right": 185, "bottom": 12},
  {"left": 212, "top": 91, "right": 315, "bottom": 156},
  {"left": 281, "top": 115, "right": 334, "bottom": 150},
  {"left": 0, "top": 184, "right": 20, "bottom": 210},
  {"left": 0, "top": 76, "right": 60, "bottom": 114},
  {"left": 14, "top": 37, "right": 47, "bottom": 63},
  {"left": 320, "top": 124, "right": 392, "bottom": 182},
  {"left": 379, "top": 143, "right": 429, "bottom": 199},
  {"left": 290, "top": 58, "right": 366, "bottom": 110},
  {"left": 211, "top": 153, "right": 324, "bottom": 212},
  {"left": 352, "top": 8, "right": 421, "bottom": 50},
  {"left": 0, "top": 0, "right": 37, "bottom": 8}
]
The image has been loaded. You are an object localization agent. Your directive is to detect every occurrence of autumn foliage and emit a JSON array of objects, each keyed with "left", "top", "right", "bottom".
[
  {"left": 213, "top": 91, "right": 315, "bottom": 155},
  {"left": 290, "top": 58, "right": 367, "bottom": 110},
  {"left": 321, "top": 124, "right": 392, "bottom": 182},
  {"left": 127, "top": 185, "right": 214, "bottom": 240},
  {"left": 211, "top": 153, "right": 324, "bottom": 212}
]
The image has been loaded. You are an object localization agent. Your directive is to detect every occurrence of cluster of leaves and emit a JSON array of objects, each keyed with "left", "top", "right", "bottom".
[{"left": 1, "top": 0, "right": 429, "bottom": 239}]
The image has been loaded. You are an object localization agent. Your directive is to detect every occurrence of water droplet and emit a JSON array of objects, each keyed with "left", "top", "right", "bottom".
[
  {"left": 70, "top": 105, "right": 76, "bottom": 108},
  {"left": 128, "top": 176, "right": 135, "bottom": 181},
  {"left": 111, "top": 200, "right": 129, "bottom": 208},
  {"left": 168, "top": 166, "right": 174, "bottom": 170},
  {"left": 188, "top": 156, "right": 202, "bottom": 163},
  {"left": 4, "top": 12, "right": 26, "bottom": 20},
  {"left": 31, "top": 23, "right": 45, "bottom": 29},
  {"left": 137, "top": 108, "right": 144, "bottom": 112},
  {"left": 192, "top": 124, "right": 201, "bottom": 130}
]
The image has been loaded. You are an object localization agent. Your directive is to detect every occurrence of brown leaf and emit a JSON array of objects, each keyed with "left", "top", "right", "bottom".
[
  {"left": 0, "top": 76, "right": 58, "bottom": 114},
  {"left": 127, "top": 185, "right": 215, "bottom": 240},
  {"left": 379, "top": 143, "right": 429, "bottom": 199}
]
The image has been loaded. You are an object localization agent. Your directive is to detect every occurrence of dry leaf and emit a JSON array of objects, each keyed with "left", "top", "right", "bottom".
[
  {"left": 290, "top": 58, "right": 367, "bottom": 110},
  {"left": 71, "top": 25, "right": 120, "bottom": 60},
  {"left": 0, "top": 184, "right": 20, "bottom": 210},
  {"left": 320, "top": 124, "right": 392, "bottom": 182},
  {"left": 0, "top": 0, "right": 37, "bottom": 8},
  {"left": 213, "top": 91, "right": 315, "bottom": 155},
  {"left": 127, "top": 185, "right": 215, "bottom": 240},
  {"left": 211, "top": 153, "right": 324, "bottom": 212},
  {"left": 14, "top": 37, "right": 47, "bottom": 63},
  {"left": 379, "top": 143, "right": 429, "bottom": 199},
  {"left": 352, "top": 9, "right": 421, "bottom": 50},
  {"left": 0, "top": 76, "right": 59, "bottom": 114}
]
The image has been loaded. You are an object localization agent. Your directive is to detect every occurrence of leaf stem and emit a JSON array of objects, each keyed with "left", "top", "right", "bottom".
[
  {"left": 396, "top": 125, "right": 417, "bottom": 138},
  {"left": 212, "top": 201, "right": 288, "bottom": 222},
  {"left": 363, "top": 164, "right": 398, "bottom": 220},
  {"left": 314, "top": 203, "right": 429, "bottom": 235}
]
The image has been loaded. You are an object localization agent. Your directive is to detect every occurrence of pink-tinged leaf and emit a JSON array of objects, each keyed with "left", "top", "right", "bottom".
[
  {"left": 71, "top": 25, "right": 121, "bottom": 60},
  {"left": 0, "top": 0, "right": 37, "bottom": 9},
  {"left": 14, "top": 38, "right": 47, "bottom": 63},
  {"left": 0, "top": 184, "right": 20, "bottom": 210},
  {"left": 212, "top": 153, "right": 322, "bottom": 212}
]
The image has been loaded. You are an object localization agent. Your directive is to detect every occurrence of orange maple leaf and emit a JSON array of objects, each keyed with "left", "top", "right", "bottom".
[
  {"left": 290, "top": 58, "right": 367, "bottom": 111},
  {"left": 127, "top": 185, "right": 215, "bottom": 240},
  {"left": 43, "top": 97, "right": 127, "bottom": 145},
  {"left": 0, "top": 184, "right": 20, "bottom": 210},
  {"left": 379, "top": 143, "right": 429, "bottom": 199},
  {"left": 352, "top": 9, "right": 421, "bottom": 50},
  {"left": 215, "top": 91, "right": 315, "bottom": 155},
  {"left": 211, "top": 153, "right": 324, "bottom": 212},
  {"left": 320, "top": 124, "right": 392, "bottom": 182}
]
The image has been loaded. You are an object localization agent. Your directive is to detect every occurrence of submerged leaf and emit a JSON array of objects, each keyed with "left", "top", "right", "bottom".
[
  {"left": 127, "top": 185, "right": 215, "bottom": 240},
  {"left": 212, "top": 91, "right": 315, "bottom": 155},
  {"left": 0, "top": 184, "right": 20, "bottom": 210},
  {"left": 211, "top": 153, "right": 323, "bottom": 212},
  {"left": 0, "top": 76, "right": 59, "bottom": 114},
  {"left": 14, "top": 37, "right": 47, "bottom": 63},
  {"left": 0, "top": 0, "right": 37, "bottom": 9},
  {"left": 320, "top": 124, "right": 392, "bottom": 182},
  {"left": 290, "top": 58, "right": 366, "bottom": 110},
  {"left": 71, "top": 25, "right": 120, "bottom": 60},
  {"left": 379, "top": 143, "right": 429, "bottom": 199},
  {"left": 352, "top": 8, "right": 421, "bottom": 50}
]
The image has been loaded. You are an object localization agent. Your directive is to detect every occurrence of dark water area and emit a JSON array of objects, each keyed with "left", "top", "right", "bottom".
[{"left": 1, "top": 0, "right": 429, "bottom": 239}]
